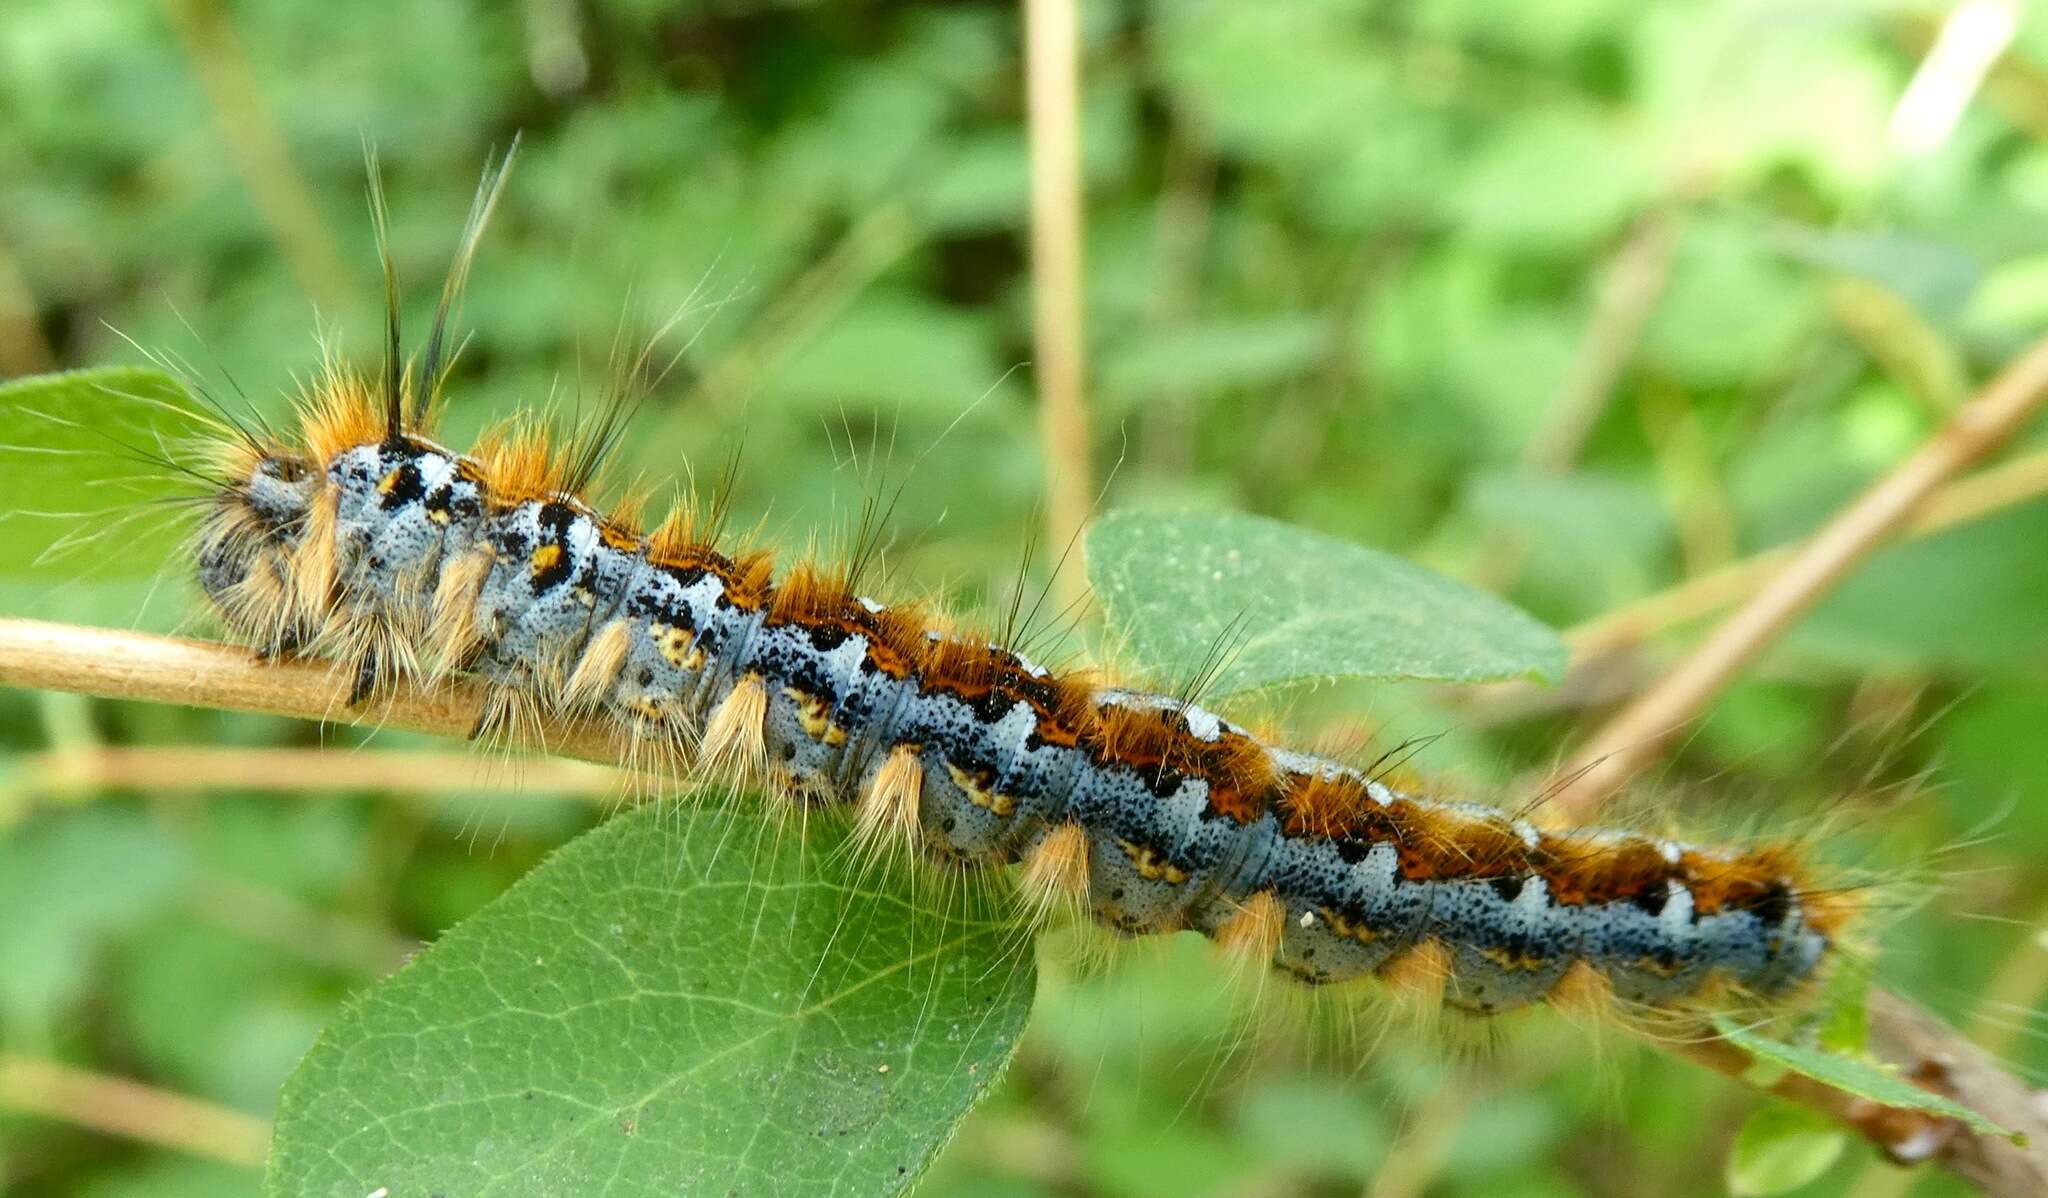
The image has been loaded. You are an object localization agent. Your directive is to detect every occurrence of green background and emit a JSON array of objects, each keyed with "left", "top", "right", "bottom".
[{"left": 3, "top": 1, "right": 2048, "bottom": 1196}]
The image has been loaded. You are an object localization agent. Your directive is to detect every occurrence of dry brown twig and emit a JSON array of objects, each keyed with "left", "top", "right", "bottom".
[
  {"left": 156, "top": 0, "right": 356, "bottom": 313},
  {"left": 0, "top": 619, "right": 628, "bottom": 767},
  {"left": 1565, "top": 443, "right": 2048, "bottom": 665},
  {"left": 1453, "top": 444, "right": 2048, "bottom": 730}
]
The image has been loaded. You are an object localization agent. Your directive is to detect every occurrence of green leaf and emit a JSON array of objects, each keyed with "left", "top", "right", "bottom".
[
  {"left": 0, "top": 367, "right": 213, "bottom": 622},
  {"left": 265, "top": 798, "right": 1036, "bottom": 1198},
  {"left": 1726, "top": 1100, "right": 1847, "bottom": 1196},
  {"left": 1086, "top": 511, "right": 1565, "bottom": 696},
  {"left": 1098, "top": 316, "right": 1330, "bottom": 409},
  {"left": 1711, "top": 1017, "right": 2014, "bottom": 1139}
]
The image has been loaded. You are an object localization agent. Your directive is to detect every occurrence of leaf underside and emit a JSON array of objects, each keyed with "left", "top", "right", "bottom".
[
  {"left": 1712, "top": 1017, "right": 2014, "bottom": 1140},
  {"left": 0, "top": 366, "right": 212, "bottom": 628}
]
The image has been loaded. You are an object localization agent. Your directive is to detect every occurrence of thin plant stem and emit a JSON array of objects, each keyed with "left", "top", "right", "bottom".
[
  {"left": 0, "top": 235, "right": 54, "bottom": 376},
  {"left": 156, "top": 0, "right": 357, "bottom": 314},
  {"left": 672, "top": 203, "right": 915, "bottom": 423},
  {"left": 1681, "top": 991, "right": 2048, "bottom": 1196},
  {"left": 0, "top": 1054, "right": 270, "bottom": 1168},
  {"left": 1024, "top": 0, "right": 1092, "bottom": 612},
  {"left": 187, "top": 871, "right": 414, "bottom": 975},
  {"left": 0, "top": 619, "right": 626, "bottom": 767},
  {"left": 1564, "top": 443, "right": 2048, "bottom": 664},
  {"left": 1525, "top": 209, "right": 1681, "bottom": 474}
]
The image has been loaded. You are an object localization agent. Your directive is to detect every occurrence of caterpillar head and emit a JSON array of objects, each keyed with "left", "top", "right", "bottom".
[{"left": 195, "top": 450, "right": 320, "bottom": 642}]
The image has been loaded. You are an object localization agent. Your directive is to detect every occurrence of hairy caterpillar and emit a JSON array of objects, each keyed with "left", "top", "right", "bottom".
[{"left": 183, "top": 155, "right": 1853, "bottom": 1023}]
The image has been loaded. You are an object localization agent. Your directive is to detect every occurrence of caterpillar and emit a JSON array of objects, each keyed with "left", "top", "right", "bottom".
[{"left": 183, "top": 155, "right": 1853, "bottom": 1023}]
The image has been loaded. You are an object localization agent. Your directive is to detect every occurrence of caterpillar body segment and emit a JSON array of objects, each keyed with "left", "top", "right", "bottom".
[{"left": 194, "top": 384, "right": 1848, "bottom": 1020}]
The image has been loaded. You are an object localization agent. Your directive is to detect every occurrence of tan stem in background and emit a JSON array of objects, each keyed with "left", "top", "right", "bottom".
[
  {"left": 157, "top": 0, "right": 357, "bottom": 314},
  {"left": 3, "top": 616, "right": 2046, "bottom": 1193},
  {"left": 1024, "top": 0, "right": 1093, "bottom": 612},
  {"left": 0, "top": 1055, "right": 270, "bottom": 1168},
  {"left": 1451, "top": 445, "right": 2048, "bottom": 730},
  {"left": 1548, "top": 334, "right": 2048, "bottom": 821},
  {"left": 1524, "top": 210, "right": 1681, "bottom": 474}
]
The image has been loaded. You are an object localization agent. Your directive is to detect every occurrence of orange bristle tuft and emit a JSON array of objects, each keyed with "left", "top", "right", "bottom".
[
  {"left": 1275, "top": 772, "right": 1372, "bottom": 840},
  {"left": 470, "top": 418, "right": 570, "bottom": 508},
  {"left": 297, "top": 368, "right": 384, "bottom": 464},
  {"left": 1215, "top": 892, "right": 1286, "bottom": 963},
  {"left": 919, "top": 640, "right": 1100, "bottom": 752},
  {"left": 1379, "top": 939, "right": 1452, "bottom": 1007},
  {"left": 1019, "top": 823, "right": 1090, "bottom": 917},
  {"left": 565, "top": 618, "right": 633, "bottom": 706},
  {"left": 854, "top": 744, "right": 925, "bottom": 856},
  {"left": 768, "top": 564, "right": 930, "bottom": 679},
  {"left": 700, "top": 672, "right": 769, "bottom": 778}
]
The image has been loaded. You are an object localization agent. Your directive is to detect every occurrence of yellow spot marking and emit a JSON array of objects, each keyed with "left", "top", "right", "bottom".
[
  {"left": 530, "top": 542, "right": 564, "bottom": 580},
  {"left": 652, "top": 623, "right": 705, "bottom": 671},
  {"left": 1479, "top": 945, "right": 1551, "bottom": 973},
  {"left": 376, "top": 466, "right": 405, "bottom": 495},
  {"left": 1115, "top": 837, "right": 1188, "bottom": 885},
  {"left": 1316, "top": 906, "right": 1377, "bottom": 943},
  {"left": 427, "top": 507, "right": 451, "bottom": 526},
  {"left": 782, "top": 686, "right": 847, "bottom": 746},
  {"left": 943, "top": 761, "right": 1016, "bottom": 818}
]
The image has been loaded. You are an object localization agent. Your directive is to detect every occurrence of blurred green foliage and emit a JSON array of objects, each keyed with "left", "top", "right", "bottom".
[{"left": 3, "top": 1, "right": 2048, "bottom": 1196}]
